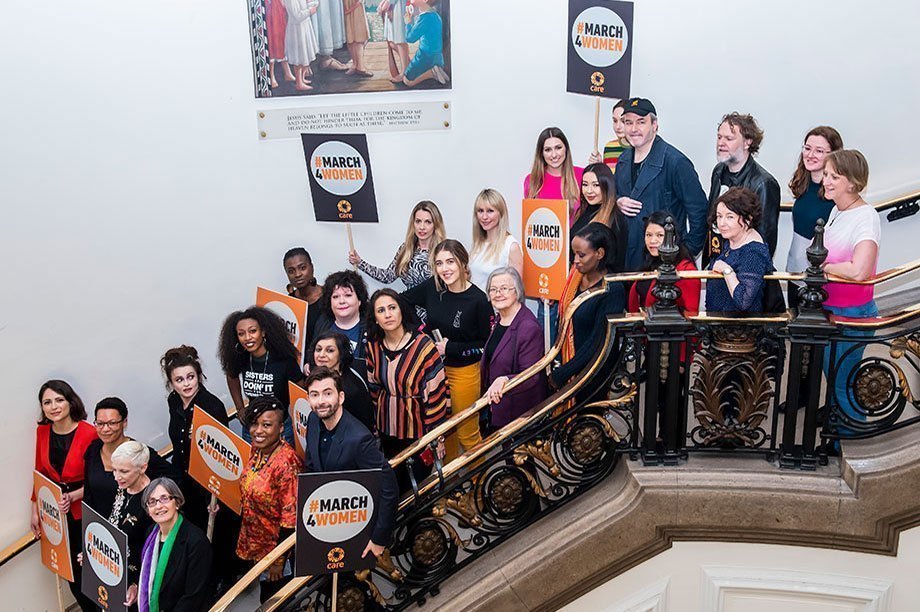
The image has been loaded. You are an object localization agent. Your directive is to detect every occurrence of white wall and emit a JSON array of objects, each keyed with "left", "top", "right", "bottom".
[{"left": 2, "top": 0, "right": 919, "bottom": 606}]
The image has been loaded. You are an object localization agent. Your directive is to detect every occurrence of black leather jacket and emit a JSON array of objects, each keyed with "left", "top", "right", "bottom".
[{"left": 705, "top": 156, "right": 781, "bottom": 265}]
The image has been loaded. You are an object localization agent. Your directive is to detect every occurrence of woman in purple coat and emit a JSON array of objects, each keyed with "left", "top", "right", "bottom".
[{"left": 481, "top": 267, "right": 548, "bottom": 431}]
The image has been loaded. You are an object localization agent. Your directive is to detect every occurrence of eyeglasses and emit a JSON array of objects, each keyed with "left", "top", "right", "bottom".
[
  {"left": 802, "top": 145, "right": 831, "bottom": 156},
  {"left": 145, "top": 495, "right": 175, "bottom": 508},
  {"left": 488, "top": 286, "right": 516, "bottom": 296},
  {"left": 94, "top": 419, "right": 125, "bottom": 429}
]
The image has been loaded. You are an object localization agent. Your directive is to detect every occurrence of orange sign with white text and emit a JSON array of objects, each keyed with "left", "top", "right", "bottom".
[
  {"left": 289, "top": 382, "right": 311, "bottom": 461},
  {"left": 33, "top": 471, "right": 74, "bottom": 581},
  {"left": 522, "top": 199, "right": 569, "bottom": 300},
  {"left": 188, "top": 407, "right": 251, "bottom": 514},
  {"left": 256, "top": 287, "right": 309, "bottom": 360}
]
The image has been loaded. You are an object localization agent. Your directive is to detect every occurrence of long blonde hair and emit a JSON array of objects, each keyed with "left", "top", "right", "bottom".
[
  {"left": 395, "top": 201, "right": 447, "bottom": 275},
  {"left": 527, "top": 127, "right": 579, "bottom": 209},
  {"left": 470, "top": 188, "right": 511, "bottom": 264}
]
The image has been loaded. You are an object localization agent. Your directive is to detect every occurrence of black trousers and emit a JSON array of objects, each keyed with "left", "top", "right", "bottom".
[{"left": 379, "top": 435, "right": 433, "bottom": 494}]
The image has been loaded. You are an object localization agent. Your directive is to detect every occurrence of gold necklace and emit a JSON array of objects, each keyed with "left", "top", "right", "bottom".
[{"left": 383, "top": 331, "right": 410, "bottom": 352}]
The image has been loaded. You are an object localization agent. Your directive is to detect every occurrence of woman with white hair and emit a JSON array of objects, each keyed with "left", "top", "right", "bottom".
[
  {"left": 108, "top": 440, "right": 154, "bottom": 608},
  {"left": 480, "top": 267, "right": 547, "bottom": 432}
]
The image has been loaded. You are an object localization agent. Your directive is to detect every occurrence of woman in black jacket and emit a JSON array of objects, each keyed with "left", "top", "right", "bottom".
[{"left": 308, "top": 331, "right": 376, "bottom": 433}]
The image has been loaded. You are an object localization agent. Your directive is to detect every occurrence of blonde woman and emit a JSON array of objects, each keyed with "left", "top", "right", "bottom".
[
  {"left": 469, "top": 189, "right": 523, "bottom": 290},
  {"left": 349, "top": 200, "right": 446, "bottom": 290}
]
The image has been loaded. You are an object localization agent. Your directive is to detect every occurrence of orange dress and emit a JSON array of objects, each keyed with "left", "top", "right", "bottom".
[{"left": 343, "top": 0, "right": 370, "bottom": 43}]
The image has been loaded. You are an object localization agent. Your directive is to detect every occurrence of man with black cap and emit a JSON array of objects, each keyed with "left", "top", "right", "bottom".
[
  {"left": 614, "top": 98, "right": 709, "bottom": 270},
  {"left": 704, "top": 112, "right": 781, "bottom": 265}
]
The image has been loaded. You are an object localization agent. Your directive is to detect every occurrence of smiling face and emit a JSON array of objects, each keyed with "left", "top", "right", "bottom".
[
  {"left": 581, "top": 171, "right": 602, "bottom": 206},
  {"left": 413, "top": 210, "right": 435, "bottom": 244},
  {"left": 572, "top": 236, "right": 604, "bottom": 275},
  {"left": 249, "top": 409, "right": 283, "bottom": 450},
  {"left": 307, "top": 377, "right": 344, "bottom": 422},
  {"left": 487, "top": 273, "right": 519, "bottom": 311},
  {"left": 145, "top": 485, "right": 178, "bottom": 526},
  {"left": 313, "top": 338, "right": 341, "bottom": 371},
  {"left": 330, "top": 285, "right": 360, "bottom": 323},
  {"left": 803, "top": 135, "right": 833, "bottom": 175},
  {"left": 236, "top": 318, "right": 266, "bottom": 356},
  {"left": 434, "top": 249, "right": 464, "bottom": 290},
  {"left": 644, "top": 222, "right": 666, "bottom": 258},
  {"left": 612, "top": 106, "right": 626, "bottom": 139},
  {"left": 822, "top": 160, "right": 856, "bottom": 203},
  {"left": 94, "top": 408, "right": 126, "bottom": 444},
  {"left": 622, "top": 113, "right": 657, "bottom": 149},
  {"left": 716, "top": 121, "right": 750, "bottom": 166},
  {"left": 373, "top": 295, "right": 404, "bottom": 334},
  {"left": 476, "top": 200, "right": 500, "bottom": 233},
  {"left": 41, "top": 389, "right": 72, "bottom": 424},
  {"left": 542, "top": 137, "right": 567, "bottom": 172},
  {"left": 169, "top": 365, "right": 200, "bottom": 404},
  {"left": 284, "top": 254, "right": 314, "bottom": 291},
  {"left": 715, "top": 202, "right": 746, "bottom": 241},
  {"left": 112, "top": 456, "right": 146, "bottom": 490}
]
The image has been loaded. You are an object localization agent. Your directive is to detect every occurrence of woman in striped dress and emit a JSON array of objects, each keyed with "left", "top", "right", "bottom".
[{"left": 365, "top": 288, "right": 448, "bottom": 492}]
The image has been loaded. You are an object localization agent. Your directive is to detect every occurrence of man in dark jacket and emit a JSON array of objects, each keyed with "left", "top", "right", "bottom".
[
  {"left": 304, "top": 367, "right": 398, "bottom": 558},
  {"left": 614, "top": 98, "right": 709, "bottom": 271},
  {"left": 705, "top": 112, "right": 781, "bottom": 265}
]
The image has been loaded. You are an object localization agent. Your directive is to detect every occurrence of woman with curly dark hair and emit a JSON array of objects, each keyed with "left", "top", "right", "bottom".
[
  {"left": 314, "top": 270, "right": 370, "bottom": 379},
  {"left": 218, "top": 306, "right": 305, "bottom": 444}
]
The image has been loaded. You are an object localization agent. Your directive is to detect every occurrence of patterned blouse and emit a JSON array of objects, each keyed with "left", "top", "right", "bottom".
[
  {"left": 236, "top": 441, "right": 301, "bottom": 561},
  {"left": 367, "top": 332, "right": 450, "bottom": 440},
  {"left": 358, "top": 243, "right": 431, "bottom": 288}
]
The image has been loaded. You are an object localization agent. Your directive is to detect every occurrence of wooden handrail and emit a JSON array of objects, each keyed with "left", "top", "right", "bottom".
[{"left": 779, "top": 188, "right": 920, "bottom": 213}]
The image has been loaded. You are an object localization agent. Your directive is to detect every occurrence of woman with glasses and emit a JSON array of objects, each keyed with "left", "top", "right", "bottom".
[
  {"left": 82, "top": 397, "right": 177, "bottom": 520},
  {"left": 481, "top": 267, "right": 547, "bottom": 432},
  {"left": 139, "top": 477, "right": 213, "bottom": 612}
]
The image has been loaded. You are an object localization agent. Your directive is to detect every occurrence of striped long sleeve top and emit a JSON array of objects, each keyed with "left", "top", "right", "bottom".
[{"left": 367, "top": 332, "right": 450, "bottom": 440}]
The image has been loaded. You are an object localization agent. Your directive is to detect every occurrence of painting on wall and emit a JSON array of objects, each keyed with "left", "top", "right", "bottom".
[{"left": 247, "top": 0, "right": 452, "bottom": 97}]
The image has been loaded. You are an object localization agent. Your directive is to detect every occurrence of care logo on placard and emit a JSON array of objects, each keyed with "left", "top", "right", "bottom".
[
  {"left": 302, "top": 480, "right": 375, "bottom": 545},
  {"left": 524, "top": 207, "right": 564, "bottom": 270},
  {"left": 196, "top": 425, "right": 243, "bottom": 481},
  {"left": 37, "top": 486, "right": 64, "bottom": 546},
  {"left": 293, "top": 397, "right": 311, "bottom": 448},
  {"left": 310, "top": 141, "right": 368, "bottom": 196},
  {"left": 85, "top": 523, "right": 123, "bottom": 587},
  {"left": 572, "top": 6, "right": 630, "bottom": 68},
  {"left": 264, "top": 299, "right": 301, "bottom": 352}
]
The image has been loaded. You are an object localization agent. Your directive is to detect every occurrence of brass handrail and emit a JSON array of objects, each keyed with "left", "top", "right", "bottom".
[
  {"left": 671, "top": 258, "right": 920, "bottom": 286},
  {"left": 779, "top": 188, "right": 920, "bottom": 213},
  {"left": 830, "top": 302, "right": 920, "bottom": 329},
  {"left": 0, "top": 406, "right": 239, "bottom": 569}
]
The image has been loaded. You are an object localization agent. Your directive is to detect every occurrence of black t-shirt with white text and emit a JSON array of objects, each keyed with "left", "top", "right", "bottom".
[{"left": 242, "top": 351, "right": 303, "bottom": 409}]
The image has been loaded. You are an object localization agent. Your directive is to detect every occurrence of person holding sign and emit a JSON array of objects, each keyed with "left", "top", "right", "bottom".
[
  {"left": 588, "top": 99, "right": 631, "bottom": 171},
  {"left": 613, "top": 98, "right": 709, "bottom": 271},
  {"left": 31, "top": 380, "right": 97, "bottom": 611},
  {"left": 139, "top": 477, "right": 213, "bottom": 612},
  {"left": 468, "top": 188, "right": 524, "bottom": 291},
  {"left": 551, "top": 223, "right": 625, "bottom": 389},
  {"left": 366, "top": 289, "right": 448, "bottom": 492},
  {"left": 314, "top": 270, "right": 370, "bottom": 379},
  {"left": 402, "top": 240, "right": 491, "bottom": 458},
  {"left": 237, "top": 397, "right": 302, "bottom": 602},
  {"left": 303, "top": 367, "right": 398, "bottom": 556},
  {"left": 309, "top": 331, "right": 376, "bottom": 433},
  {"left": 283, "top": 247, "right": 324, "bottom": 360},
  {"left": 218, "top": 306, "right": 305, "bottom": 444}
]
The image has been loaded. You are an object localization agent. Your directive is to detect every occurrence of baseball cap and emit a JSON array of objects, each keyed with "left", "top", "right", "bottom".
[{"left": 622, "top": 97, "right": 656, "bottom": 117}]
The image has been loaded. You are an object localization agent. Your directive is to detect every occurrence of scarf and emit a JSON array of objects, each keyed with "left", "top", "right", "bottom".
[{"left": 139, "top": 514, "right": 183, "bottom": 612}]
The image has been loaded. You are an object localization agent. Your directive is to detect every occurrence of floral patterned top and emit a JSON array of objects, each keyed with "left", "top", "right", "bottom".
[{"left": 236, "top": 441, "right": 301, "bottom": 561}]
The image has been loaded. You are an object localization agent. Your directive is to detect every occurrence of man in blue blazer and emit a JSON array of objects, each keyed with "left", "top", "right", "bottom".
[{"left": 304, "top": 367, "right": 398, "bottom": 558}]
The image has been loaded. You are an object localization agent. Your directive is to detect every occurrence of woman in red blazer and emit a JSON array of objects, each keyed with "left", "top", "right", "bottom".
[
  {"left": 628, "top": 211, "right": 701, "bottom": 315},
  {"left": 31, "top": 379, "right": 98, "bottom": 611}
]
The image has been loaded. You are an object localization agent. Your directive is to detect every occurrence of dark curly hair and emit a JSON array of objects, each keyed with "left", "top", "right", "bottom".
[
  {"left": 308, "top": 331, "right": 354, "bottom": 372},
  {"left": 218, "top": 307, "right": 300, "bottom": 378},
  {"left": 240, "top": 395, "right": 286, "bottom": 429},
  {"left": 320, "top": 270, "right": 369, "bottom": 321},
  {"left": 708, "top": 187, "right": 763, "bottom": 231},
  {"left": 720, "top": 112, "right": 764, "bottom": 156},
  {"left": 365, "top": 288, "right": 419, "bottom": 343},
  {"left": 160, "top": 345, "right": 206, "bottom": 388},
  {"left": 38, "top": 380, "right": 88, "bottom": 424}
]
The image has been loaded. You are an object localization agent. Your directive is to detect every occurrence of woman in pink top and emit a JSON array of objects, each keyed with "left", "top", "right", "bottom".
[
  {"left": 523, "top": 127, "right": 584, "bottom": 222},
  {"left": 820, "top": 149, "right": 880, "bottom": 435},
  {"left": 522, "top": 127, "right": 583, "bottom": 345}
]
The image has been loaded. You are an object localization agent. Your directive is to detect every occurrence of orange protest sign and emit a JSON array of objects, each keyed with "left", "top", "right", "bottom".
[
  {"left": 256, "top": 287, "right": 309, "bottom": 359},
  {"left": 289, "top": 382, "right": 311, "bottom": 461},
  {"left": 33, "top": 471, "right": 74, "bottom": 581},
  {"left": 188, "top": 407, "right": 251, "bottom": 514},
  {"left": 522, "top": 199, "right": 570, "bottom": 300}
]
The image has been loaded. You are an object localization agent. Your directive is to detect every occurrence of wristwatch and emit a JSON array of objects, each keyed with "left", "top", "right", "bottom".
[{"left": 721, "top": 266, "right": 734, "bottom": 277}]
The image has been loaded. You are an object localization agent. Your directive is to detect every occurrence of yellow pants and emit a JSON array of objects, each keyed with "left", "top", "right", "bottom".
[{"left": 443, "top": 363, "right": 484, "bottom": 460}]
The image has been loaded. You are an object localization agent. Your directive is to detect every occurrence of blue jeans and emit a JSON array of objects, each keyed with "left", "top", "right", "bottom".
[{"left": 823, "top": 300, "right": 878, "bottom": 435}]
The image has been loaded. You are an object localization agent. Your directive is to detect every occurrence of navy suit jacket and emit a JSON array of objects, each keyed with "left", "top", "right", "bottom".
[{"left": 305, "top": 409, "right": 398, "bottom": 546}]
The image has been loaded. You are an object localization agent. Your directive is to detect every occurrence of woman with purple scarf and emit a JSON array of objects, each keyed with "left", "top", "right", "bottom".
[{"left": 138, "top": 477, "right": 213, "bottom": 611}]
